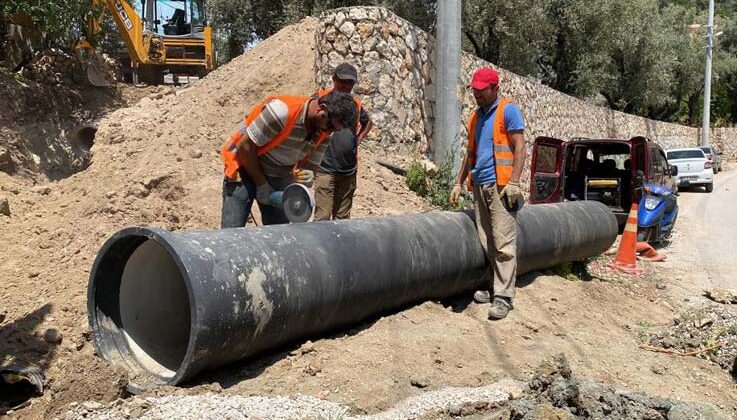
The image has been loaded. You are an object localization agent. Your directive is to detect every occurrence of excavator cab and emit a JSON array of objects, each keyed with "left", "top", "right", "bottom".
[
  {"left": 163, "top": 8, "right": 187, "bottom": 35},
  {"left": 144, "top": 0, "right": 206, "bottom": 36}
]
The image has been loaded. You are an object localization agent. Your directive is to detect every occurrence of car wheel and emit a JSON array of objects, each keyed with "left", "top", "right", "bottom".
[{"left": 705, "top": 182, "right": 714, "bottom": 193}]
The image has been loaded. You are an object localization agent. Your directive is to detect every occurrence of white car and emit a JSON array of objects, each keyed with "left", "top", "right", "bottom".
[{"left": 666, "top": 148, "right": 714, "bottom": 193}]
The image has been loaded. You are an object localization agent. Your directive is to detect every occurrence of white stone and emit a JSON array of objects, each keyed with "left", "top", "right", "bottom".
[
  {"left": 372, "top": 111, "right": 387, "bottom": 125},
  {"left": 372, "top": 94, "right": 387, "bottom": 109},
  {"left": 333, "top": 33, "right": 349, "bottom": 54},
  {"left": 349, "top": 8, "right": 368, "bottom": 20},
  {"left": 405, "top": 32, "right": 417, "bottom": 51},
  {"left": 349, "top": 34, "right": 363, "bottom": 54},
  {"left": 364, "top": 35, "right": 378, "bottom": 52},
  {"left": 378, "top": 74, "right": 393, "bottom": 97},
  {"left": 339, "top": 21, "right": 355, "bottom": 37},
  {"left": 367, "top": 8, "right": 381, "bottom": 20},
  {"left": 328, "top": 51, "right": 343, "bottom": 65},
  {"left": 335, "top": 11, "right": 346, "bottom": 28},
  {"left": 375, "top": 40, "right": 389, "bottom": 57}
]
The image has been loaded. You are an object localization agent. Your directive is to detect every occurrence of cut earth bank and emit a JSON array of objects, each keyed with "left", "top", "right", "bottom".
[{"left": 1, "top": 13, "right": 736, "bottom": 420}]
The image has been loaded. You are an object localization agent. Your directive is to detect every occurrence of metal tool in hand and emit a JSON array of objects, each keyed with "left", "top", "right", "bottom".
[{"left": 268, "top": 183, "right": 315, "bottom": 223}]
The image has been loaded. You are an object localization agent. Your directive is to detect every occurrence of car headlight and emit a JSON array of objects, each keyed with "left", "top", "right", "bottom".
[{"left": 644, "top": 196, "right": 661, "bottom": 211}]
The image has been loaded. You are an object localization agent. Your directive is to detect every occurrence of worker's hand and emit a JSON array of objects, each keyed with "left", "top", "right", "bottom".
[
  {"left": 450, "top": 184, "right": 462, "bottom": 206},
  {"left": 500, "top": 182, "right": 523, "bottom": 211},
  {"left": 294, "top": 169, "right": 315, "bottom": 187},
  {"left": 255, "top": 183, "right": 275, "bottom": 205}
]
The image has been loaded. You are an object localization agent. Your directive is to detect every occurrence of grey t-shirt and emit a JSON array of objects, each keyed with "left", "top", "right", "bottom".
[{"left": 319, "top": 107, "right": 370, "bottom": 176}]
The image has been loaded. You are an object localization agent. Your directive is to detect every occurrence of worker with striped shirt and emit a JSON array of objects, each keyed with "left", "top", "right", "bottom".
[{"left": 220, "top": 91, "right": 356, "bottom": 227}]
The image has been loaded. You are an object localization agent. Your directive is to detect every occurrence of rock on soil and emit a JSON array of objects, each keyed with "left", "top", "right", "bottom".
[
  {"left": 645, "top": 303, "right": 737, "bottom": 373},
  {"left": 0, "top": 196, "right": 9, "bottom": 216},
  {"left": 705, "top": 288, "right": 737, "bottom": 304},
  {"left": 510, "top": 354, "right": 729, "bottom": 419}
]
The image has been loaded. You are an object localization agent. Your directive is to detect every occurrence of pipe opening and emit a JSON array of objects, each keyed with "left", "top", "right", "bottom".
[
  {"left": 71, "top": 126, "right": 97, "bottom": 156},
  {"left": 92, "top": 237, "right": 191, "bottom": 380}
]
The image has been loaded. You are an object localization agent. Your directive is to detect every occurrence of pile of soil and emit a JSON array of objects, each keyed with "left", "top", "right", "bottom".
[
  {"left": 19, "top": 49, "right": 81, "bottom": 85},
  {"left": 645, "top": 303, "right": 737, "bottom": 375}
]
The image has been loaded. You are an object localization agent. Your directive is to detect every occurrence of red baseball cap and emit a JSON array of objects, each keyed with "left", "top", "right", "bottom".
[{"left": 470, "top": 67, "right": 499, "bottom": 89}]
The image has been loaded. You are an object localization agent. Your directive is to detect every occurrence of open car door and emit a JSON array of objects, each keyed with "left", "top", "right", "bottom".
[{"left": 530, "top": 136, "right": 565, "bottom": 204}]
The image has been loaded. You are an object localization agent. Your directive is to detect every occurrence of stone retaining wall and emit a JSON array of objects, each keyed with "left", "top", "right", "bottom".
[{"left": 315, "top": 6, "right": 737, "bottom": 181}]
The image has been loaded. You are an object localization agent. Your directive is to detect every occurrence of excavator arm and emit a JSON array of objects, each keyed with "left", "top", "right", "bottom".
[{"left": 89, "top": 0, "right": 152, "bottom": 65}]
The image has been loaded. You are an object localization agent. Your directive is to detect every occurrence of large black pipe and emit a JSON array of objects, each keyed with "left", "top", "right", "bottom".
[{"left": 88, "top": 201, "right": 616, "bottom": 385}]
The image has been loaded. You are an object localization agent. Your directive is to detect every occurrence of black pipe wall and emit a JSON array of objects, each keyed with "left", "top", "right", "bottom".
[{"left": 88, "top": 201, "right": 617, "bottom": 386}]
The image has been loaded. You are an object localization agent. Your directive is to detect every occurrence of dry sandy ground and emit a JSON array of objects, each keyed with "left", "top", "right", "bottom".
[{"left": 1, "top": 17, "right": 736, "bottom": 419}]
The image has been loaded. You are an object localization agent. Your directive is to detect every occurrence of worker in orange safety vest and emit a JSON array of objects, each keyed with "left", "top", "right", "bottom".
[
  {"left": 313, "top": 63, "right": 373, "bottom": 221},
  {"left": 220, "top": 91, "right": 356, "bottom": 227},
  {"left": 450, "top": 67, "right": 527, "bottom": 320}
]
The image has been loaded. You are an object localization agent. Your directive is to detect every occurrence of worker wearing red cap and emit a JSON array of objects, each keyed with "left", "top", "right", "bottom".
[{"left": 450, "top": 67, "right": 527, "bottom": 320}]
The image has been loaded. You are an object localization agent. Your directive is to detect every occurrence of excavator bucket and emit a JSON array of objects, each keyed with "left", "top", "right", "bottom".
[
  {"left": 84, "top": 58, "right": 112, "bottom": 87},
  {"left": 74, "top": 39, "right": 112, "bottom": 87}
]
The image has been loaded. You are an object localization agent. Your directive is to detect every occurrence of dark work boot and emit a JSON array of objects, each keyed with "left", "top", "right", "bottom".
[{"left": 488, "top": 297, "right": 513, "bottom": 320}]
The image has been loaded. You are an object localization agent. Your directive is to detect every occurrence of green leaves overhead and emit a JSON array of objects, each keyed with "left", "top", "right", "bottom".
[
  {"left": 1, "top": 0, "right": 94, "bottom": 48},
  {"left": 460, "top": 0, "right": 737, "bottom": 125}
]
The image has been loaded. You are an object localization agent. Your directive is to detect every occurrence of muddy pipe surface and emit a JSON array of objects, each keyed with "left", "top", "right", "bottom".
[{"left": 88, "top": 201, "right": 616, "bottom": 386}]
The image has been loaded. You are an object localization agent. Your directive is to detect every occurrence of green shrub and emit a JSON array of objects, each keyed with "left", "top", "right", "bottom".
[
  {"left": 404, "top": 158, "right": 469, "bottom": 210},
  {"left": 405, "top": 161, "right": 429, "bottom": 197},
  {"left": 551, "top": 260, "right": 592, "bottom": 281}
]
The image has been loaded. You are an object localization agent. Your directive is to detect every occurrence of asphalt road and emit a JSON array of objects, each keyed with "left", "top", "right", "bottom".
[{"left": 665, "top": 165, "right": 737, "bottom": 291}]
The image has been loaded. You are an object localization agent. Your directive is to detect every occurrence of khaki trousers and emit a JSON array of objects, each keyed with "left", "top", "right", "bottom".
[
  {"left": 313, "top": 171, "right": 357, "bottom": 221},
  {"left": 472, "top": 183, "right": 518, "bottom": 300}
]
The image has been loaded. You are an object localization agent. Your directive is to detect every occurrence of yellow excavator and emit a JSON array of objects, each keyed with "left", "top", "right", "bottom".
[{"left": 76, "top": 0, "right": 215, "bottom": 85}]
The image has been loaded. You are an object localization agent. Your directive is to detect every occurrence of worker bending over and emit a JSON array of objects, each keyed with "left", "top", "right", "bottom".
[{"left": 221, "top": 91, "right": 356, "bottom": 227}]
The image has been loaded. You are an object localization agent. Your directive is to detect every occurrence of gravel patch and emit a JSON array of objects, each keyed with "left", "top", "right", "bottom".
[
  {"left": 59, "top": 381, "right": 518, "bottom": 420},
  {"left": 644, "top": 303, "right": 737, "bottom": 374}
]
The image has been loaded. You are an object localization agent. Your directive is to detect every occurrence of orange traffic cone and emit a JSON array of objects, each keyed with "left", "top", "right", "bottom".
[
  {"left": 609, "top": 203, "right": 645, "bottom": 274},
  {"left": 636, "top": 242, "right": 667, "bottom": 262}
]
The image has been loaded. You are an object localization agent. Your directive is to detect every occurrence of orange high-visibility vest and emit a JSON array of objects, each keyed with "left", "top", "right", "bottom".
[
  {"left": 317, "top": 87, "right": 363, "bottom": 133},
  {"left": 466, "top": 98, "right": 516, "bottom": 190},
  {"left": 221, "top": 96, "right": 328, "bottom": 180}
]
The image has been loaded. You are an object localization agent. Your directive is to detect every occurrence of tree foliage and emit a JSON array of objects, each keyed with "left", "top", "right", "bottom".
[
  {"left": 460, "top": 0, "right": 737, "bottom": 126},
  {"left": 4, "top": 0, "right": 737, "bottom": 126},
  {"left": 1, "top": 0, "right": 94, "bottom": 49}
]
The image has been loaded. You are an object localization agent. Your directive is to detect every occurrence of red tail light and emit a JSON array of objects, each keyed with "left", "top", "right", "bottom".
[
  {"left": 705, "top": 161, "right": 713, "bottom": 169},
  {"left": 707, "top": 154, "right": 713, "bottom": 160}
]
